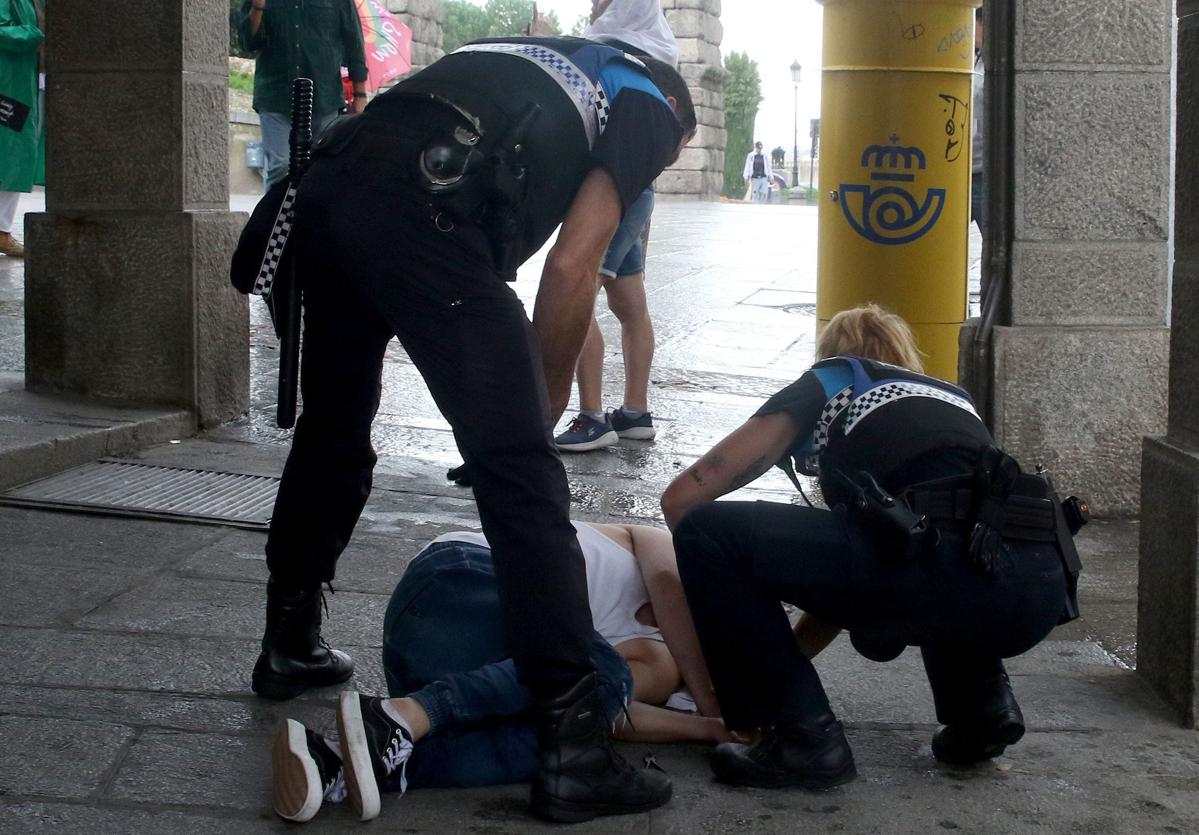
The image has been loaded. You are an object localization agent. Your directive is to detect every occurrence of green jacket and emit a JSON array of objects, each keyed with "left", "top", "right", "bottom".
[
  {"left": 0, "top": 0, "right": 42, "bottom": 193},
  {"left": 238, "top": 0, "right": 367, "bottom": 119}
]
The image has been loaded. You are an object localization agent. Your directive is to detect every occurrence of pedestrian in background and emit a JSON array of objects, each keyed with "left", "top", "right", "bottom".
[
  {"left": 743, "top": 140, "right": 772, "bottom": 204},
  {"left": 554, "top": 0, "right": 679, "bottom": 452},
  {"left": 238, "top": 0, "right": 369, "bottom": 189},
  {"left": 0, "top": 0, "right": 44, "bottom": 259}
]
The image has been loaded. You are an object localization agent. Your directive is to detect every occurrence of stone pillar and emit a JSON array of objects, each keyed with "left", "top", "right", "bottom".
[
  {"left": 388, "top": 0, "right": 444, "bottom": 75},
  {"left": 972, "top": 0, "right": 1172, "bottom": 513},
  {"left": 1138, "top": 1, "right": 1199, "bottom": 728},
  {"left": 23, "top": 0, "right": 248, "bottom": 428},
  {"left": 662, "top": 0, "right": 725, "bottom": 199}
]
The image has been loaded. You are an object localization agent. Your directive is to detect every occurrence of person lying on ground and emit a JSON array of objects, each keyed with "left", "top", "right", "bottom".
[
  {"left": 659, "top": 304, "right": 1082, "bottom": 790},
  {"left": 271, "top": 520, "right": 731, "bottom": 823}
]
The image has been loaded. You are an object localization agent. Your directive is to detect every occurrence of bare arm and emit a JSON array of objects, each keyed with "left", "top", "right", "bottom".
[
  {"left": 248, "top": 0, "right": 264, "bottom": 37},
  {"left": 532, "top": 169, "right": 621, "bottom": 421},
  {"left": 623, "top": 525, "right": 722, "bottom": 717},
  {"left": 660, "top": 411, "right": 801, "bottom": 530},
  {"left": 612, "top": 702, "right": 732, "bottom": 743}
]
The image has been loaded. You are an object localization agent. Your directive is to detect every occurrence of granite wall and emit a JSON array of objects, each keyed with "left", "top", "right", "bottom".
[{"left": 980, "top": 0, "right": 1174, "bottom": 514}]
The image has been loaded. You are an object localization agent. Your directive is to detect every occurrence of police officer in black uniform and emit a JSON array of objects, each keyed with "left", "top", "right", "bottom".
[
  {"left": 233, "top": 37, "right": 695, "bottom": 821},
  {"left": 660, "top": 304, "right": 1082, "bottom": 788}
]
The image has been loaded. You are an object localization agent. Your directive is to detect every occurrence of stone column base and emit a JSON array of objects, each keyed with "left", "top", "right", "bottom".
[
  {"left": 24, "top": 210, "right": 249, "bottom": 428},
  {"left": 989, "top": 325, "right": 1168, "bottom": 515},
  {"left": 1138, "top": 435, "right": 1199, "bottom": 728}
]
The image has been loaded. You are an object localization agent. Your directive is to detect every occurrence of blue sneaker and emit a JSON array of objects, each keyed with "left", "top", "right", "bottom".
[
  {"left": 609, "top": 407, "right": 656, "bottom": 440},
  {"left": 555, "top": 412, "right": 618, "bottom": 452}
]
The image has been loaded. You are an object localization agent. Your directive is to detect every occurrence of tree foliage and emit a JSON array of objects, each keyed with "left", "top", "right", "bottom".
[
  {"left": 443, "top": 0, "right": 561, "bottom": 53},
  {"left": 722, "top": 51, "right": 763, "bottom": 198}
]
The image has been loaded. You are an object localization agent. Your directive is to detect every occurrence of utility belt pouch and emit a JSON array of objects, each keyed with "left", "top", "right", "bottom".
[
  {"left": 406, "top": 99, "right": 541, "bottom": 281},
  {"left": 311, "top": 112, "right": 366, "bottom": 158},
  {"left": 835, "top": 470, "right": 933, "bottom": 560}
]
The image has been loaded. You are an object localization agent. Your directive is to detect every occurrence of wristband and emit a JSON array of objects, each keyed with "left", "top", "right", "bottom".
[{"left": 353, "top": 92, "right": 367, "bottom": 98}]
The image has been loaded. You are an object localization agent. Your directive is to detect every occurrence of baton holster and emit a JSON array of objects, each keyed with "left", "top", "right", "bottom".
[{"left": 834, "top": 469, "right": 934, "bottom": 561}]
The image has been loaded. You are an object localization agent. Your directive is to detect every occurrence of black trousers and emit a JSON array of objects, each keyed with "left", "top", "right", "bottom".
[
  {"left": 264, "top": 129, "right": 594, "bottom": 699},
  {"left": 674, "top": 500, "right": 1067, "bottom": 732}
]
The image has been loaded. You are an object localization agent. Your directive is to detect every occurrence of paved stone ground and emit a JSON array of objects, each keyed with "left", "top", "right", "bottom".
[{"left": 2, "top": 197, "right": 1196, "bottom": 833}]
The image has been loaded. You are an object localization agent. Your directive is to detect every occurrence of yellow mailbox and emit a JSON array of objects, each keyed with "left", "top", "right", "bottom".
[{"left": 817, "top": 0, "right": 980, "bottom": 381}]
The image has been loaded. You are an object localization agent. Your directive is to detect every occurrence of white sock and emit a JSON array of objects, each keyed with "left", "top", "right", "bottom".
[
  {"left": 381, "top": 700, "right": 414, "bottom": 736},
  {"left": 580, "top": 409, "right": 605, "bottom": 422},
  {"left": 619, "top": 406, "right": 647, "bottom": 418}
]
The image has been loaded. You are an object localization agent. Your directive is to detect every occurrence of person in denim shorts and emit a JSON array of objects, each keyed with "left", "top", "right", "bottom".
[{"left": 554, "top": 186, "right": 659, "bottom": 451}]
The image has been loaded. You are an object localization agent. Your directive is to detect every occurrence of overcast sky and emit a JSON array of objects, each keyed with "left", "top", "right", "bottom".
[{"left": 525, "top": 1, "right": 828, "bottom": 157}]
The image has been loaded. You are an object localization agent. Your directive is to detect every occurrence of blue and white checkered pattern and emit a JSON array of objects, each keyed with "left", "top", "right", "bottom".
[
  {"left": 252, "top": 184, "right": 298, "bottom": 297},
  {"left": 843, "top": 381, "right": 979, "bottom": 434},
  {"left": 455, "top": 43, "right": 605, "bottom": 148},
  {"left": 812, "top": 385, "right": 854, "bottom": 452}
]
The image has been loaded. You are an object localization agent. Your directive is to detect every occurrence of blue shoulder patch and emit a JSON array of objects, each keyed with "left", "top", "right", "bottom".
[
  {"left": 597, "top": 55, "right": 667, "bottom": 106},
  {"left": 811, "top": 361, "right": 853, "bottom": 399}
]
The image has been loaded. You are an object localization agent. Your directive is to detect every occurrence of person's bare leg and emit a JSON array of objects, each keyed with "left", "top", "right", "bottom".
[
  {"left": 575, "top": 313, "right": 606, "bottom": 413},
  {"left": 603, "top": 273, "right": 653, "bottom": 412},
  {"left": 384, "top": 697, "right": 431, "bottom": 741}
]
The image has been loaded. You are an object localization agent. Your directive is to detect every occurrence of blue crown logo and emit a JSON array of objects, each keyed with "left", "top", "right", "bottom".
[{"left": 837, "top": 136, "right": 945, "bottom": 246}]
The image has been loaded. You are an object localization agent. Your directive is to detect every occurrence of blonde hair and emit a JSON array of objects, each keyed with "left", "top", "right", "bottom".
[{"left": 815, "top": 304, "right": 925, "bottom": 373}]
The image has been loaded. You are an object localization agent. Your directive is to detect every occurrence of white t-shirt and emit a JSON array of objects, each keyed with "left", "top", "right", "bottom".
[{"left": 427, "top": 522, "right": 663, "bottom": 648}]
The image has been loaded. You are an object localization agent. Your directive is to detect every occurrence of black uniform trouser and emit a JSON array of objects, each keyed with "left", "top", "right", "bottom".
[
  {"left": 674, "top": 500, "right": 1067, "bottom": 732},
  {"left": 263, "top": 138, "right": 594, "bottom": 699}
]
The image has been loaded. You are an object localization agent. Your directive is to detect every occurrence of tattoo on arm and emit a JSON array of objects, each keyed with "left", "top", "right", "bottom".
[
  {"left": 689, "top": 452, "right": 724, "bottom": 487},
  {"left": 728, "top": 456, "right": 771, "bottom": 492}
]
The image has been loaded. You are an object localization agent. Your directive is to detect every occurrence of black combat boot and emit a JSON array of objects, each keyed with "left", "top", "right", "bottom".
[
  {"left": 530, "top": 673, "right": 672, "bottom": 823},
  {"left": 710, "top": 711, "right": 857, "bottom": 789},
  {"left": 251, "top": 578, "right": 354, "bottom": 701},
  {"left": 932, "top": 674, "right": 1025, "bottom": 764}
]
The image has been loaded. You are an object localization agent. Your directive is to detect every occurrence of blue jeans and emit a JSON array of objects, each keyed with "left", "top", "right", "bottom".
[
  {"left": 599, "top": 189, "right": 654, "bottom": 278},
  {"left": 381, "top": 542, "right": 633, "bottom": 789},
  {"left": 258, "top": 110, "right": 340, "bottom": 190}
]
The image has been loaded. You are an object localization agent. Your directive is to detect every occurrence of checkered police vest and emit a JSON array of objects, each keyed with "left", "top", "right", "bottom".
[
  {"left": 452, "top": 41, "right": 622, "bottom": 150},
  {"left": 796, "top": 357, "right": 980, "bottom": 476}
]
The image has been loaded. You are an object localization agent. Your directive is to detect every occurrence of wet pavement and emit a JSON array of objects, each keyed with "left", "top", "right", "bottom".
[{"left": 1, "top": 192, "right": 1189, "bottom": 834}]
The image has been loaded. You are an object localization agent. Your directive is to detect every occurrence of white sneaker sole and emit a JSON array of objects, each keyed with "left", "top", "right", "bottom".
[
  {"left": 615, "top": 426, "right": 656, "bottom": 440},
  {"left": 555, "top": 431, "right": 619, "bottom": 452},
  {"left": 337, "top": 691, "right": 382, "bottom": 821},
  {"left": 272, "top": 719, "right": 322, "bottom": 823}
]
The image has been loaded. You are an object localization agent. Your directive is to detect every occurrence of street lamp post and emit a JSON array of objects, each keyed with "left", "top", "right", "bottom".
[
  {"left": 790, "top": 60, "right": 802, "bottom": 188},
  {"left": 809, "top": 118, "right": 819, "bottom": 197}
]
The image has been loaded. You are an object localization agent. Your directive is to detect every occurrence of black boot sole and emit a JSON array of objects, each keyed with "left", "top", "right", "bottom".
[
  {"left": 530, "top": 786, "right": 672, "bottom": 823},
  {"left": 712, "top": 756, "right": 858, "bottom": 790},
  {"left": 251, "top": 657, "right": 354, "bottom": 701},
  {"left": 933, "top": 716, "right": 1026, "bottom": 765}
]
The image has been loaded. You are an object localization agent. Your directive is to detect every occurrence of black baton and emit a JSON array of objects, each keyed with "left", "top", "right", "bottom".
[{"left": 275, "top": 77, "right": 314, "bottom": 429}]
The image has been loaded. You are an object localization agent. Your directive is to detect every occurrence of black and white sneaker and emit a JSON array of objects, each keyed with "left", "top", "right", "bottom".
[
  {"left": 337, "top": 691, "right": 415, "bottom": 821},
  {"left": 272, "top": 719, "right": 347, "bottom": 822}
]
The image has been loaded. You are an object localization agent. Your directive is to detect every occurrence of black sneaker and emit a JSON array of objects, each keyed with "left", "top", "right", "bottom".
[
  {"left": 272, "top": 719, "right": 347, "bottom": 822},
  {"left": 932, "top": 677, "right": 1026, "bottom": 765},
  {"left": 710, "top": 713, "right": 857, "bottom": 790},
  {"left": 336, "top": 691, "right": 415, "bottom": 821}
]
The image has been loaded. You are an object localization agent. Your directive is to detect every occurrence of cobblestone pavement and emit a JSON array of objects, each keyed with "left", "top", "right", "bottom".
[{"left": 1, "top": 195, "right": 1195, "bottom": 833}]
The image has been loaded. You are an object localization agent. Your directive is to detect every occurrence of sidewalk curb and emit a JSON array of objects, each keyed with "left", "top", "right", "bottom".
[{"left": 0, "top": 389, "right": 196, "bottom": 492}]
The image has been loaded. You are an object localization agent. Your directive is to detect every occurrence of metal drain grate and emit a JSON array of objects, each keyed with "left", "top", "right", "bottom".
[{"left": 0, "top": 460, "right": 279, "bottom": 530}]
